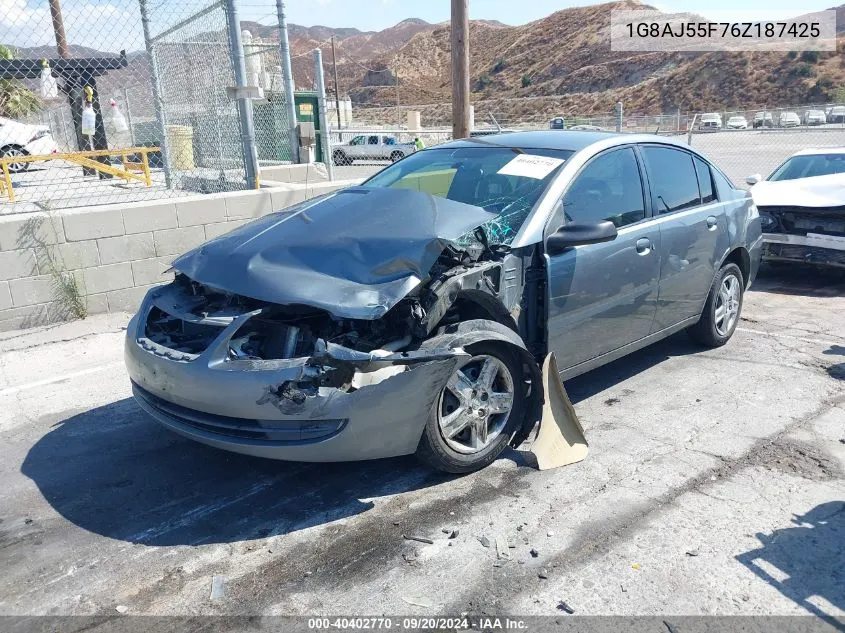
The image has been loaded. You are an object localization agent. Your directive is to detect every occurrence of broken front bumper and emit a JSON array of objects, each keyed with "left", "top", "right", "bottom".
[
  {"left": 762, "top": 233, "right": 845, "bottom": 268},
  {"left": 125, "top": 290, "right": 463, "bottom": 462}
]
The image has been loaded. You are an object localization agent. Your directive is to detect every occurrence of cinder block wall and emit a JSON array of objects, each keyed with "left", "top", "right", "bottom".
[{"left": 0, "top": 178, "right": 360, "bottom": 332}]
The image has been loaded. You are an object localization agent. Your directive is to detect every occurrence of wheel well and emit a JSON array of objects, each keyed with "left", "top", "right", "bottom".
[
  {"left": 450, "top": 292, "right": 518, "bottom": 333},
  {"left": 723, "top": 247, "right": 750, "bottom": 287}
]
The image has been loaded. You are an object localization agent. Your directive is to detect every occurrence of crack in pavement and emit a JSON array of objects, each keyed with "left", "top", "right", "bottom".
[{"left": 442, "top": 393, "right": 845, "bottom": 615}]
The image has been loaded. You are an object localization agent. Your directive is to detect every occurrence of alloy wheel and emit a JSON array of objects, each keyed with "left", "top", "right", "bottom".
[
  {"left": 3, "top": 147, "right": 25, "bottom": 173},
  {"left": 437, "top": 354, "right": 515, "bottom": 455},
  {"left": 714, "top": 273, "right": 741, "bottom": 337}
]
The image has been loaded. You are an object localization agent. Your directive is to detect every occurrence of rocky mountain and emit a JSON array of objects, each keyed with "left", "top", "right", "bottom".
[{"left": 337, "top": 0, "right": 845, "bottom": 120}]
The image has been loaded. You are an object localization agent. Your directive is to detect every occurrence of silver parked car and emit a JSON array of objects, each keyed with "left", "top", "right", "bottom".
[
  {"left": 126, "top": 132, "right": 763, "bottom": 473},
  {"left": 332, "top": 134, "right": 416, "bottom": 165}
]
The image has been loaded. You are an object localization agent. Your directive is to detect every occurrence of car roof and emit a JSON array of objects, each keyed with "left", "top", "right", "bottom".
[
  {"left": 439, "top": 130, "right": 693, "bottom": 154},
  {"left": 792, "top": 147, "right": 845, "bottom": 156}
]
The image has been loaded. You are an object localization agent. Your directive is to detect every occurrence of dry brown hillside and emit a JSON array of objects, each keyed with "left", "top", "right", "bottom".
[{"left": 281, "top": 0, "right": 845, "bottom": 122}]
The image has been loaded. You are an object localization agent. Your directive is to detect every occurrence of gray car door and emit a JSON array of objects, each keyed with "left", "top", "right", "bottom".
[
  {"left": 638, "top": 145, "right": 730, "bottom": 331},
  {"left": 545, "top": 146, "right": 661, "bottom": 370}
]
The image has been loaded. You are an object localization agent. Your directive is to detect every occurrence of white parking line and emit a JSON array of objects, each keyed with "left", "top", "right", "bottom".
[
  {"left": 0, "top": 361, "right": 125, "bottom": 397},
  {"left": 737, "top": 327, "right": 842, "bottom": 348}
]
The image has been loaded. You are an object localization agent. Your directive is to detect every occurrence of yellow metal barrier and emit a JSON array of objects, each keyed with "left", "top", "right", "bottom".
[{"left": 0, "top": 146, "right": 160, "bottom": 202}]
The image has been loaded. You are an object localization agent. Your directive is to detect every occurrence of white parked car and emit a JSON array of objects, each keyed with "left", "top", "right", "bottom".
[
  {"left": 804, "top": 110, "right": 827, "bottom": 126},
  {"left": 332, "top": 134, "right": 416, "bottom": 165},
  {"left": 747, "top": 148, "right": 845, "bottom": 268},
  {"left": 726, "top": 116, "right": 748, "bottom": 130},
  {"left": 698, "top": 113, "right": 722, "bottom": 130},
  {"left": 0, "top": 117, "right": 58, "bottom": 173},
  {"left": 778, "top": 112, "right": 801, "bottom": 128}
]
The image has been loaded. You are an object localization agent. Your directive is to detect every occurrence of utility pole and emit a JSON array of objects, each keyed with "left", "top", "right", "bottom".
[
  {"left": 48, "top": 0, "right": 70, "bottom": 58},
  {"left": 450, "top": 0, "right": 470, "bottom": 139},
  {"left": 276, "top": 0, "right": 300, "bottom": 163},
  {"left": 314, "top": 48, "right": 334, "bottom": 182},
  {"left": 331, "top": 36, "right": 343, "bottom": 129}
]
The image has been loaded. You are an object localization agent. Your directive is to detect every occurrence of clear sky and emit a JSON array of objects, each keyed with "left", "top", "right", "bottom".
[
  {"left": 0, "top": 0, "right": 838, "bottom": 50},
  {"left": 244, "top": 0, "right": 840, "bottom": 31}
]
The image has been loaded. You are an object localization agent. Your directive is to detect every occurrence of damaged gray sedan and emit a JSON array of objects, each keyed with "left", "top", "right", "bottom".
[{"left": 126, "top": 131, "right": 762, "bottom": 473}]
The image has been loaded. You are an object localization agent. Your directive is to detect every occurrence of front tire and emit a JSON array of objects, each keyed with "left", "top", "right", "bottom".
[
  {"left": 688, "top": 262, "right": 744, "bottom": 347},
  {"left": 389, "top": 151, "right": 404, "bottom": 163},
  {"left": 415, "top": 341, "right": 527, "bottom": 474},
  {"left": 332, "top": 150, "right": 350, "bottom": 166},
  {"left": 1, "top": 145, "right": 28, "bottom": 173}
]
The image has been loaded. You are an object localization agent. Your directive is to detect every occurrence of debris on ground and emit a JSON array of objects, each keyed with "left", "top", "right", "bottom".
[
  {"left": 402, "top": 596, "right": 435, "bottom": 608},
  {"left": 531, "top": 353, "right": 589, "bottom": 470},
  {"left": 210, "top": 575, "right": 226, "bottom": 601},
  {"left": 557, "top": 601, "right": 575, "bottom": 614},
  {"left": 663, "top": 619, "right": 679, "bottom": 633},
  {"left": 441, "top": 528, "right": 451, "bottom": 534},
  {"left": 448, "top": 530, "right": 459, "bottom": 539},
  {"left": 538, "top": 569, "right": 549, "bottom": 579},
  {"left": 495, "top": 534, "right": 511, "bottom": 560},
  {"left": 403, "top": 534, "right": 433, "bottom": 545},
  {"left": 403, "top": 550, "right": 418, "bottom": 564},
  {"left": 685, "top": 549, "right": 700, "bottom": 557},
  {"left": 115, "top": 605, "right": 128, "bottom": 614},
  {"left": 530, "top": 548, "right": 539, "bottom": 558},
  {"left": 632, "top": 563, "right": 641, "bottom": 570},
  {"left": 478, "top": 535, "right": 491, "bottom": 548},
  {"left": 547, "top": 530, "right": 555, "bottom": 537}
]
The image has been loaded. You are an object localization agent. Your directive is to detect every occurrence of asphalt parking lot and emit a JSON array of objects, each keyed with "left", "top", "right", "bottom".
[{"left": 0, "top": 265, "right": 843, "bottom": 617}]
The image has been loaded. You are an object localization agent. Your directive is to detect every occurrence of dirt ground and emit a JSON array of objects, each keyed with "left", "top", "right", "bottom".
[{"left": 0, "top": 265, "right": 842, "bottom": 618}]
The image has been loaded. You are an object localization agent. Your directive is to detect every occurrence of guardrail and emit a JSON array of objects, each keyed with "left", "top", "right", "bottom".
[{"left": 0, "top": 147, "right": 161, "bottom": 203}]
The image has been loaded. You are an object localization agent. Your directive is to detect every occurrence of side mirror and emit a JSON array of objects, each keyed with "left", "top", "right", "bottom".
[
  {"left": 546, "top": 221, "right": 618, "bottom": 255},
  {"left": 745, "top": 174, "right": 761, "bottom": 186}
]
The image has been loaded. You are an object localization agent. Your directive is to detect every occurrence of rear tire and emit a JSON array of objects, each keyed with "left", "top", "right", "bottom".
[
  {"left": 332, "top": 150, "right": 349, "bottom": 166},
  {"left": 415, "top": 341, "right": 527, "bottom": 474},
  {"left": 688, "top": 263, "right": 744, "bottom": 348}
]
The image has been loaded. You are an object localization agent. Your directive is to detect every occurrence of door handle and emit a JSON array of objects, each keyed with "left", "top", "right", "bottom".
[
  {"left": 706, "top": 215, "right": 718, "bottom": 230},
  {"left": 635, "top": 237, "right": 652, "bottom": 255}
]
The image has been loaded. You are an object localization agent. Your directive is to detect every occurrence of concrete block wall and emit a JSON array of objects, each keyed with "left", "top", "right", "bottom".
[{"left": 0, "top": 178, "right": 361, "bottom": 332}]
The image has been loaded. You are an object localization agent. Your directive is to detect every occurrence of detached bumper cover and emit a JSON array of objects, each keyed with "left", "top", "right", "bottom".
[{"left": 125, "top": 291, "right": 465, "bottom": 462}]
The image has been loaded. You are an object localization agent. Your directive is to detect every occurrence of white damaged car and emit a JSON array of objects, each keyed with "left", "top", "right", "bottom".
[{"left": 747, "top": 148, "right": 845, "bottom": 268}]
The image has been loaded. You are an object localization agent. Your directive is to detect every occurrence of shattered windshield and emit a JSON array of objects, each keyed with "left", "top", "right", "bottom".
[
  {"left": 361, "top": 145, "right": 572, "bottom": 245},
  {"left": 769, "top": 154, "right": 845, "bottom": 181}
]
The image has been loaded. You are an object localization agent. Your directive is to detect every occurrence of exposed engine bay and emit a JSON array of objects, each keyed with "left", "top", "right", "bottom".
[
  {"left": 144, "top": 228, "right": 542, "bottom": 363},
  {"left": 759, "top": 205, "right": 845, "bottom": 267}
]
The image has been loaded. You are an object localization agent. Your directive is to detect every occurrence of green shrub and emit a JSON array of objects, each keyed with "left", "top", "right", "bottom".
[
  {"left": 800, "top": 50, "right": 820, "bottom": 63},
  {"left": 521, "top": 74, "right": 532, "bottom": 88},
  {"left": 492, "top": 59, "right": 507, "bottom": 74}
]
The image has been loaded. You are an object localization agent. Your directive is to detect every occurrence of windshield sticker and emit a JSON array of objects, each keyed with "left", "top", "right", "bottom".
[{"left": 498, "top": 154, "right": 564, "bottom": 180}]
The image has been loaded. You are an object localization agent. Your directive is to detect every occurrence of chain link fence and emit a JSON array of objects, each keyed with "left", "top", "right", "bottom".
[
  {"left": 0, "top": 0, "right": 299, "bottom": 214},
  {"left": 688, "top": 102, "right": 845, "bottom": 188}
]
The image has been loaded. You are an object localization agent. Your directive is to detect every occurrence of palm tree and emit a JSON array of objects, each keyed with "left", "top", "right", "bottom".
[{"left": 0, "top": 44, "right": 42, "bottom": 118}]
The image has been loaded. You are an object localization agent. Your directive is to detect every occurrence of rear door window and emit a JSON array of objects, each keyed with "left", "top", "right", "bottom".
[
  {"left": 641, "top": 146, "right": 701, "bottom": 214},
  {"left": 367, "top": 136, "right": 379, "bottom": 145}
]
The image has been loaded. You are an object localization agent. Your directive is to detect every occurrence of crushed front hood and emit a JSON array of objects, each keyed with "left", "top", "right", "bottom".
[
  {"left": 752, "top": 173, "right": 845, "bottom": 209},
  {"left": 172, "top": 187, "right": 497, "bottom": 320}
]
